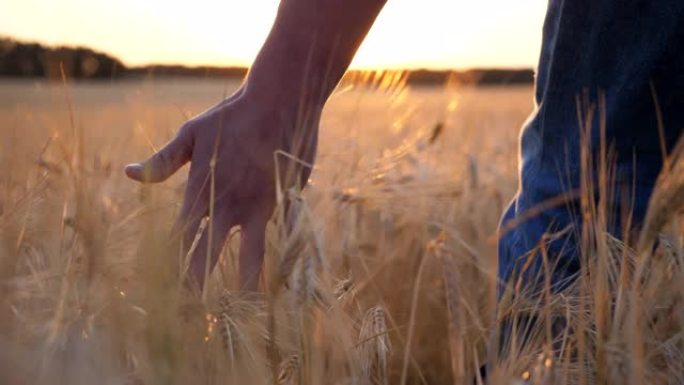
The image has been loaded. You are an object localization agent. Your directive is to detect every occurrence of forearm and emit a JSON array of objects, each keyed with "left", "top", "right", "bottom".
[{"left": 244, "top": 0, "right": 386, "bottom": 114}]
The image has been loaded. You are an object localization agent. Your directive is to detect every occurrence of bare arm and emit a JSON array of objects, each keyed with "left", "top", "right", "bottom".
[
  {"left": 126, "top": 0, "right": 387, "bottom": 292},
  {"left": 248, "top": 0, "right": 386, "bottom": 112}
]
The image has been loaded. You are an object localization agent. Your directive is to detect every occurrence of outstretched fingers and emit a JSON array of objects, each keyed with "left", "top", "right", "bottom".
[
  {"left": 125, "top": 123, "right": 194, "bottom": 183},
  {"left": 185, "top": 205, "right": 235, "bottom": 293},
  {"left": 175, "top": 162, "right": 235, "bottom": 292}
]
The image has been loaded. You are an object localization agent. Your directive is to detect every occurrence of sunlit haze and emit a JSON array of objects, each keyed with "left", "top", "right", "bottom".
[{"left": 1, "top": 0, "right": 547, "bottom": 69}]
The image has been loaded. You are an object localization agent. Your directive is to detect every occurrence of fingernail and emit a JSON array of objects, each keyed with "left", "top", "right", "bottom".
[{"left": 124, "top": 163, "right": 143, "bottom": 179}]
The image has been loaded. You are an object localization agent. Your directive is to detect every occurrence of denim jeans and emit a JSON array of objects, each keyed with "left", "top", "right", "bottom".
[{"left": 498, "top": 0, "right": 684, "bottom": 296}]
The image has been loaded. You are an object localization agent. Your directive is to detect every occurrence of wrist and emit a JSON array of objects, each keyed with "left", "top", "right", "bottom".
[
  {"left": 241, "top": 80, "right": 322, "bottom": 134},
  {"left": 243, "top": 68, "right": 326, "bottom": 124}
]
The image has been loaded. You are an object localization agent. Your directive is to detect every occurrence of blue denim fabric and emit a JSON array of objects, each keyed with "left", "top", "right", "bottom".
[{"left": 498, "top": 0, "right": 684, "bottom": 295}]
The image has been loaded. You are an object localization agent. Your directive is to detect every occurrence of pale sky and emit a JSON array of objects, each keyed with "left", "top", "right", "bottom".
[{"left": 0, "top": 0, "right": 547, "bottom": 70}]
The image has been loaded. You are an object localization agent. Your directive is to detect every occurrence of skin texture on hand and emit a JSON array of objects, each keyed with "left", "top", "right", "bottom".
[
  {"left": 126, "top": 89, "right": 316, "bottom": 292},
  {"left": 125, "top": 0, "right": 387, "bottom": 293}
]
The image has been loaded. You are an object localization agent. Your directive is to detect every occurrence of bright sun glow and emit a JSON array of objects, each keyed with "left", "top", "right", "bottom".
[{"left": 0, "top": 0, "right": 547, "bottom": 69}]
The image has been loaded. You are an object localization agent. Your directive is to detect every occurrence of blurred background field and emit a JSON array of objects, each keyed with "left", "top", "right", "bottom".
[
  {"left": 2, "top": 77, "right": 683, "bottom": 385},
  {"left": 0, "top": 77, "right": 531, "bottom": 384}
]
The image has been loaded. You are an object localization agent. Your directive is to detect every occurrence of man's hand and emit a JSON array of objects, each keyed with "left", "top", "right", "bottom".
[
  {"left": 125, "top": 0, "right": 385, "bottom": 293},
  {"left": 125, "top": 91, "right": 317, "bottom": 292}
]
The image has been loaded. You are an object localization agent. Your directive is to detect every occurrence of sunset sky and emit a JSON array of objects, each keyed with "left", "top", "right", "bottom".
[{"left": 1, "top": 0, "right": 547, "bottom": 70}]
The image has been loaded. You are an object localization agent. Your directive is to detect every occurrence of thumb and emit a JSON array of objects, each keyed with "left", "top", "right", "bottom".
[{"left": 125, "top": 123, "right": 194, "bottom": 183}]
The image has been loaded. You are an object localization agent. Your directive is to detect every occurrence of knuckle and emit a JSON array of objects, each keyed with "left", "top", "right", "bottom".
[{"left": 153, "top": 149, "right": 170, "bottom": 168}]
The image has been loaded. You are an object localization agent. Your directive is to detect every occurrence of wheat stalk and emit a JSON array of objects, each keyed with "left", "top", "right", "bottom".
[
  {"left": 637, "top": 136, "right": 684, "bottom": 253},
  {"left": 276, "top": 354, "right": 300, "bottom": 385},
  {"left": 358, "top": 305, "right": 392, "bottom": 385},
  {"left": 217, "top": 290, "right": 264, "bottom": 365},
  {"left": 433, "top": 233, "right": 467, "bottom": 383}
]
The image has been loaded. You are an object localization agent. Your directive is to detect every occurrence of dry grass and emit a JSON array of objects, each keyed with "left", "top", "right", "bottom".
[{"left": 0, "top": 75, "right": 682, "bottom": 385}]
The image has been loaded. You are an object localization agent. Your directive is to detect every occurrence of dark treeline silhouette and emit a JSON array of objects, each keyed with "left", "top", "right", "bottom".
[
  {"left": 0, "top": 38, "right": 125, "bottom": 79},
  {"left": 126, "top": 65, "right": 247, "bottom": 78},
  {"left": 407, "top": 68, "right": 534, "bottom": 86},
  {"left": 0, "top": 37, "right": 534, "bottom": 86}
]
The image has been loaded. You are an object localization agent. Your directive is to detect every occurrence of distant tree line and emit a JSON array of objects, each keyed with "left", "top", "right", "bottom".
[
  {"left": 126, "top": 65, "right": 247, "bottom": 78},
  {"left": 406, "top": 68, "right": 534, "bottom": 86},
  {"left": 0, "top": 38, "right": 125, "bottom": 79},
  {"left": 0, "top": 37, "right": 534, "bottom": 85}
]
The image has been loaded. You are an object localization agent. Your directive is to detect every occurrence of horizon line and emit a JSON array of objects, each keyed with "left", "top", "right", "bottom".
[{"left": 0, "top": 34, "right": 535, "bottom": 73}]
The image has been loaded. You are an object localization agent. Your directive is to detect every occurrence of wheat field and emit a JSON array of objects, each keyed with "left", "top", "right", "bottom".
[{"left": 0, "top": 75, "right": 683, "bottom": 385}]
